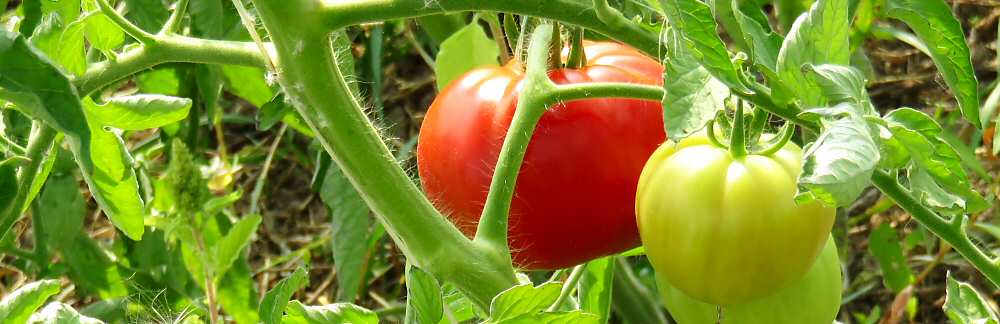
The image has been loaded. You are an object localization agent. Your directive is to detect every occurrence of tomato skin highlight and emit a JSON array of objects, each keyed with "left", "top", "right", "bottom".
[
  {"left": 416, "top": 42, "right": 665, "bottom": 270},
  {"left": 659, "top": 236, "right": 842, "bottom": 324},
  {"left": 636, "top": 133, "right": 835, "bottom": 305}
]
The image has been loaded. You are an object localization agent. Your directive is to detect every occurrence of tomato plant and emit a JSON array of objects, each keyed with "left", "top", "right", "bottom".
[
  {"left": 417, "top": 42, "right": 665, "bottom": 270},
  {"left": 659, "top": 236, "right": 842, "bottom": 324}
]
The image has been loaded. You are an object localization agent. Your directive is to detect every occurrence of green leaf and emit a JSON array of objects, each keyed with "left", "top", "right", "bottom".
[
  {"left": 489, "top": 283, "right": 562, "bottom": 322},
  {"left": 943, "top": 273, "right": 1000, "bottom": 324},
  {"left": 0, "top": 160, "right": 16, "bottom": 213},
  {"left": 320, "top": 162, "right": 371, "bottom": 302},
  {"left": 62, "top": 234, "right": 129, "bottom": 299},
  {"left": 657, "top": 0, "right": 750, "bottom": 93},
  {"left": 85, "top": 95, "right": 192, "bottom": 130},
  {"left": 82, "top": 12, "right": 125, "bottom": 52},
  {"left": 797, "top": 103, "right": 878, "bottom": 206},
  {"left": 434, "top": 22, "right": 499, "bottom": 90},
  {"left": 37, "top": 174, "right": 86, "bottom": 252},
  {"left": 221, "top": 66, "right": 273, "bottom": 107},
  {"left": 883, "top": 108, "right": 989, "bottom": 213},
  {"left": 259, "top": 93, "right": 294, "bottom": 131},
  {"left": 29, "top": 13, "right": 86, "bottom": 76},
  {"left": 662, "top": 29, "right": 730, "bottom": 140},
  {"left": 869, "top": 223, "right": 914, "bottom": 292},
  {"left": 27, "top": 302, "right": 105, "bottom": 324},
  {"left": 213, "top": 214, "right": 261, "bottom": 280},
  {"left": 885, "top": 0, "right": 981, "bottom": 128},
  {"left": 40, "top": 0, "right": 81, "bottom": 23},
  {"left": 404, "top": 265, "right": 443, "bottom": 324},
  {"left": 189, "top": 0, "right": 224, "bottom": 38},
  {"left": 804, "top": 64, "right": 871, "bottom": 109},
  {"left": 973, "top": 223, "right": 1000, "bottom": 242},
  {"left": 124, "top": 0, "right": 169, "bottom": 33},
  {"left": 0, "top": 280, "right": 61, "bottom": 324},
  {"left": 732, "top": 0, "right": 783, "bottom": 73},
  {"left": 282, "top": 301, "right": 378, "bottom": 324},
  {"left": 578, "top": 257, "right": 615, "bottom": 324},
  {"left": 777, "top": 0, "right": 850, "bottom": 108},
  {"left": 217, "top": 255, "right": 260, "bottom": 324},
  {"left": 497, "top": 312, "right": 600, "bottom": 324},
  {"left": 260, "top": 267, "right": 310, "bottom": 324}
]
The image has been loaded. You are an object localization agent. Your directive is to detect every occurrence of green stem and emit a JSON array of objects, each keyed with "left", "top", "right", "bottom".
[
  {"left": 729, "top": 101, "right": 747, "bottom": 158},
  {"left": 95, "top": 0, "right": 156, "bottom": 45},
  {"left": 747, "top": 106, "right": 769, "bottom": 144},
  {"left": 870, "top": 170, "right": 1000, "bottom": 287},
  {"left": 549, "top": 22, "right": 562, "bottom": 69},
  {"left": 592, "top": 0, "right": 631, "bottom": 29},
  {"left": 549, "top": 83, "right": 663, "bottom": 102},
  {"left": 754, "top": 123, "right": 795, "bottom": 156},
  {"left": 320, "top": 0, "right": 661, "bottom": 57},
  {"left": 160, "top": 0, "right": 191, "bottom": 34},
  {"left": 547, "top": 264, "right": 586, "bottom": 312},
  {"left": 481, "top": 13, "right": 511, "bottom": 63},
  {"left": 250, "top": 0, "right": 516, "bottom": 308},
  {"left": 611, "top": 257, "right": 668, "bottom": 324},
  {"left": 474, "top": 24, "right": 556, "bottom": 256},
  {"left": 565, "top": 27, "right": 586, "bottom": 69},
  {"left": 0, "top": 124, "right": 57, "bottom": 243}
]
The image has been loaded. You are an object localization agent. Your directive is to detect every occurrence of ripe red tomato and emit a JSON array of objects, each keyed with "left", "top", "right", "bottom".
[{"left": 417, "top": 42, "right": 665, "bottom": 270}]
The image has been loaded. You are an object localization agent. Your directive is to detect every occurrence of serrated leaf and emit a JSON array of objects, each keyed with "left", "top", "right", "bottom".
[
  {"left": 869, "top": 223, "right": 914, "bottom": 292},
  {"left": 0, "top": 280, "right": 61, "bottom": 324},
  {"left": 29, "top": 13, "right": 86, "bottom": 76},
  {"left": 777, "top": 0, "right": 850, "bottom": 107},
  {"left": 86, "top": 95, "right": 192, "bottom": 130},
  {"left": 213, "top": 214, "right": 262, "bottom": 280},
  {"left": 261, "top": 267, "right": 310, "bottom": 324},
  {"left": 657, "top": 0, "right": 750, "bottom": 93},
  {"left": 578, "top": 257, "right": 615, "bottom": 324},
  {"left": 82, "top": 98, "right": 146, "bottom": 240},
  {"left": 282, "top": 301, "right": 378, "bottom": 324},
  {"left": 944, "top": 273, "right": 1000, "bottom": 324},
  {"left": 797, "top": 103, "right": 878, "bottom": 206},
  {"left": 27, "top": 302, "right": 105, "bottom": 324},
  {"left": 404, "top": 265, "right": 443, "bottom": 324},
  {"left": 434, "top": 22, "right": 499, "bottom": 90},
  {"left": 320, "top": 162, "right": 371, "bottom": 302},
  {"left": 804, "top": 64, "right": 870, "bottom": 109},
  {"left": 885, "top": 0, "right": 981, "bottom": 128},
  {"left": 732, "top": 0, "right": 783, "bottom": 72},
  {"left": 37, "top": 174, "right": 86, "bottom": 252},
  {"left": 489, "top": 283, "right": 562, "bottom": 322},
  {"left": 662, "top": 29, "right": 729, "bottom": 139}
]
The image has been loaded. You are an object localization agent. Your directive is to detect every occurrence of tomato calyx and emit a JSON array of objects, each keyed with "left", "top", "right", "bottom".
[{"left": 706, "top": 101, "right": 797, "bottom": 158}]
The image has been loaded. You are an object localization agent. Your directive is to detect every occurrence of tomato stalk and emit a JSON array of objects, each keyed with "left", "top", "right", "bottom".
[
  {"left": 566, "top": 27, "right": 587, "bottom": 69},
  {"left": 729, "top": 101, "right": 748, "bottom": 158}
]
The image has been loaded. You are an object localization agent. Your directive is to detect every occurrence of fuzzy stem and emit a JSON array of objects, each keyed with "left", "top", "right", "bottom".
[{"left": 95, "top": 0, "right": 156, "bottom": 45}]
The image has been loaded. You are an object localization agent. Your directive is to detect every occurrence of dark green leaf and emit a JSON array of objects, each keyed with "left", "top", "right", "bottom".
[
  {"left": 797, "top": 103, "right": 878, "bottom": 206},
  {"left": 578, "top": 257, "right": 615, "bottom": 324},
  {"left": 777, "top": 0, "right": 850, "bottom": 107},
  {"left": 662, "top": 29, "right": 729, "bottom": 139},
  {"left": 37, "top": 174, "right": 85, "bottom": 252},
  {"left": 404, "top": 265, "right": 443, "bottom": 324},
  {"left": 868, "top": 223, "right": 914, "bottom": 292},
  {"left": 320, "top": 162, "right": 371, "bottom": 302},
  {"left": 282, "top": 301, "right": 378, "bottom": 324},
  {"left": 62, "top": 234, "right": 129, "bottom": 299},
  {"left": 259, "top": 94, "right": 293, "bottom": 131},
  {"left": 0, "top": 280, "right": 61, "bottom": 324},
  {"left": 124, "top": 0, "right": 169, "bottom": 33},
  {"left": 189, "top": 0, "right": 224, "bottom": 38},
  {"left": 434, "top": 22, "right": 499, "bottom": 90},
  {"left": 489, "top": 283, "right": 561, "bottom": 322},
  {"left": 657, "top": 0, "right": 750, "bottom": 93},
  {"left": 217, "top": 255, "right": 261, "bottom": 324},
  {"left": 943, "top": 273, "right": 1000, "bottom": 324},
  {"left": 885, "top": 0, "right": 981, "bottom": 128},
  {"left": 0, "top": 160, "right": 16, "bottom": 212},
  {"left": 260, "top": 267, "right": 310, "bottom": 324}
]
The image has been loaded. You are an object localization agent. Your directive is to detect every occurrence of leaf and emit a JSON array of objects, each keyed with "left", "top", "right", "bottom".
[
  {"left": 657, "top": 0, "right": 750, "bottom": 93},
  {"left": 260, "top": 267, "right": 310, "bottom": 324},
  {"left": 62, "top": 234, "right": 129, "bottom": 299},
  {"left": 662, "top": 29, "right": 730, "bottom": 139},
  {"left": 83, "top": 98, "right": 147, "bottom": 240},
  {"left": 29, "top": 13, "right": 86, "bottom": 76},
  {"left": 221, "top": 66, "right": 273, "bottom": 107},
  {"left": 189, "top": 0, "right": 224, "bottom": 38},
  {"left": 282, "top": 301, "right": 379, "bottom": 324},
  {"left": 732, "top": 0, "right": 783, "bottom": 72},
  {"left": 434, "top": 22, "right": 499, "bottom": 90},
  {"left": 320, "top": 162, "right": 372, "bottom": 302},
  {"left": 797, "top": 103, "right": 879, "bottom": 206},
  {"left": 81, "top": 10, "right": 124, "bottom": 52},
  {"left": 883, "top": 108, "right": 989, "bottom": 213},
  {"left": 0, "top": 160, "right": 16, "bottom": 213},
  {"left": 404, "top": 265, "right": 443, "bottom": 324},
  {"left": 123, "top": 0, "right": 169, "bottom": 33},
  {"left": 213, "top": 214, "right": 262, "bottom": 280},
  {"left": 804, "top": 64, "right": 871, "bottom": 109},
  {"left": 259, "top": 93, "right": 293, "bottom": 131},
  {"left": 37, "top": 174, "right": 86, "bottom": 252},
  {"left": 489, "top": 283, "right": 562, "bottom": 322},
  {"left": 578, "top": 257, "right": 615, "bottom": 324},
  {"left": 217, "top": 255, "right": 260, "bottom": 324},
  {"left": 86, "top": 95, "right": 192, "bottom": 130},
  {"left": 497, "top": 311, "right": 600, "bottom": 324},
  {"left": 27, "top": 302, "right": 105, "bottom": 324},
  {"left": 0, "top": 280, "right": 61, "bottom": 324},
  {"left": 869, "top": 223, "right": 914, "bottom": 293},
  {"left": 885, "top": 0, "right": 981, "bottom": 128},
  {"left": 776, "top": 0, "right": 850, "bottom": 108},
  {"left": 944, "top": 273, "right": 1000, "bottom": 324}
]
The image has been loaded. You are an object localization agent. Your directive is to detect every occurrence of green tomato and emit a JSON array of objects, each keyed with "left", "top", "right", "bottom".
[
  {"left": 636, "top": 132, "right": 835, "bottom": 305},
  {"left": 659, "top": 236, "right": 842, "bottom": 324}
]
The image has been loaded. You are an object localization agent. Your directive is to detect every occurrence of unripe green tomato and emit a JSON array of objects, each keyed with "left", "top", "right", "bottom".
[
  {"left": 658, "top": 236, "right": 842, "bottom": 324},
  {"left": 636, "top": 132, "right": 835, "bottom": 305}
]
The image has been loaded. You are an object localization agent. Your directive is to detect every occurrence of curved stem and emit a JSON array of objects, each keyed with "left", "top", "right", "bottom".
[
  {"left": 592, "top": 0, "right": 631, "bottom": 29},
  {"left": 748, "top": 106, "right": 769, "bottom": 144},
  {"left": 95, "top": 0, "right": 156, "bottom": 45},
  {"left": 160, "top": 0, "right": 191, "bottom": 34},
  {"left": 0, "top": 125, "right": 57, "bottom": 243},
  {"left": 729, "top": 101, "right": 747, "bottom": 158},
  {"left": 706, "top": 117, "right": 728, "bottom": 149},
  {"left": 754, "top": 123, "right": 794, "bottom": 156},
  {"left": 474, "top": 24, "right": 556, "bottom": 254},
  {"left": 549, "top": 82, "right": 664, "bottom": 102},
  {"left": 481, "top": 13, "right": 511, "bottom": 64},
  {"left": 871, "top": 170, "right": 1000, "bottom": 287},
  {"left": 547, "top": 264, "right": 586, "bottom": 312}
]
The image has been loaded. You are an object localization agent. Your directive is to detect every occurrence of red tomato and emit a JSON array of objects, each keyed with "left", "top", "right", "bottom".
[{"left": 417, "top": 42, "right": 665, "bottom": 270}]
